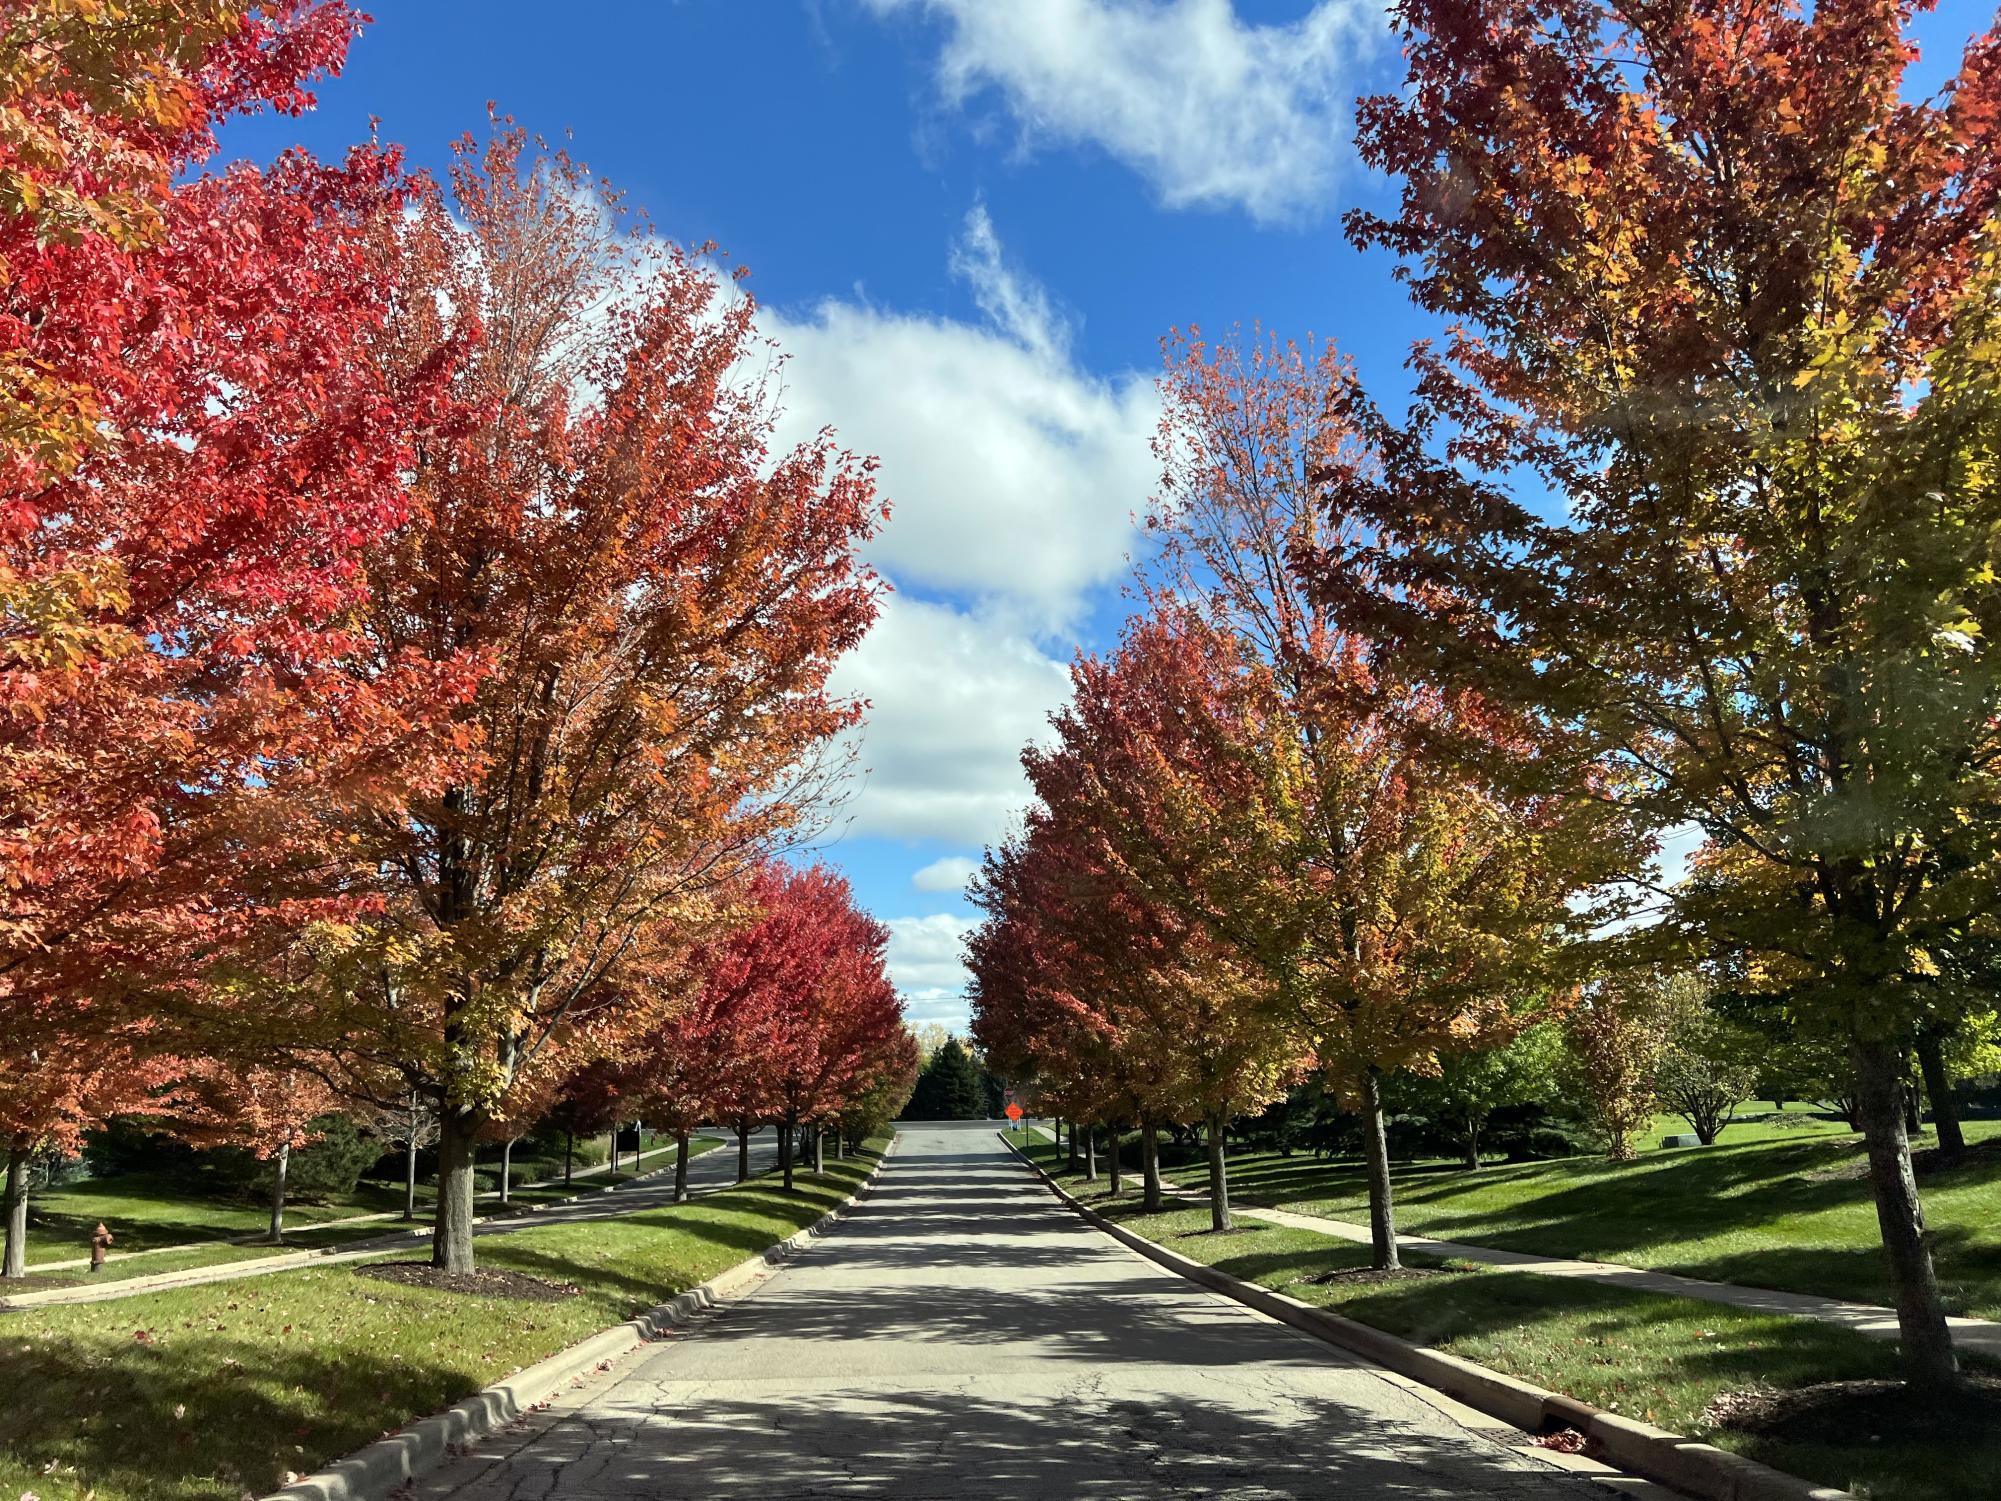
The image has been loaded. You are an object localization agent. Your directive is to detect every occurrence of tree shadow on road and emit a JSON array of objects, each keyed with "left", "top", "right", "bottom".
[
  {"left": 672, "top": 1268, "right": 1390, "bottom": 1369},
  {"left": 426, "top": 1384, "right": 1579, "bottom": 1500}
]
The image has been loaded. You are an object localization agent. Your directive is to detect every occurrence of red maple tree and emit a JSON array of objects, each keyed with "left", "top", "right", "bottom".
[
  {"left": 691, "top": 864, "right": 905, "bottom": 1190},
  {"left": 2, "top": 2, "right": 459, "bottom": 1278}
]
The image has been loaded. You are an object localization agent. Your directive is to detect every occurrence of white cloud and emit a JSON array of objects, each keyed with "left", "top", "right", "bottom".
[
  {"left": 898, "top": 988, "right": 976, "bottom": 1030},
  {"left": 886, "top": 912, "right": 980, "bottom": 1029},
  {"left": 864, "top": 0, "right": 1381, "bottom": 223},
  {"left": 912, "top": 855, "right": 981, "bottom": 893},
  {"left": 830, "top": 592, "right": 1072, "bottom": 844},
  {"left": 948, "top": 202, "right": 1067, "bottom": 363},
  {"left": 761, "top": 206, "right": 1155, "bottom": 631},
  {"left": 886, "top": 912, "right": 976, "bottom": 989},
  {"left": 750, "top": 210, "right": 1140, "bottom": 918}
]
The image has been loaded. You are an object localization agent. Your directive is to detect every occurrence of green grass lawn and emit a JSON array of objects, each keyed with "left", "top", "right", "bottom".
[
  {"left": 1639, "top": 1100, "right": 1861, "bottom": 1148},
  {"left": 13, "top": 1135, "right": 725, "bottom": 1284},
  {"left": 0, "top": 1140, "right": 883, "bottom": 1501},
  {"left": 15, "top": 1222, "right": 428, "bottom": 1291},
  {"left": 21, "top": 1171, "right": 410, "bottom": 1266},
  {"left": 1022, "top": 1138, "right": 1995, "bottom": 1501},
  {"left": 1150, "top": 1115, "right": 2001, "bottom": 1319},
  {"left": 475, "top": 1134, "right": 728, "bottom": 1206}
]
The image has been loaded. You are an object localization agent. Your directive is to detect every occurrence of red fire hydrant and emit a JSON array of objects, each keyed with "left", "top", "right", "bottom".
[{"left": 89, "top": 1222, "right": 113, "bottom": 1274}]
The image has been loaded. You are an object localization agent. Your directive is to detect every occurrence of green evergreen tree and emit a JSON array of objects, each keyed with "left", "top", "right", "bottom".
[{"left": 902, "top": 1037, "right": 986, "bottom": 1120}]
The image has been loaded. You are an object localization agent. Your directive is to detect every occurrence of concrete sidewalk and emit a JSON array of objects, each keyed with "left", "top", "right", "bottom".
[
  {"left": 1, "top": 1131, "right": 780, "bottom": 1311},
  {"left": 25, "top": 1135, "right": 710, "bottom": 1275}
]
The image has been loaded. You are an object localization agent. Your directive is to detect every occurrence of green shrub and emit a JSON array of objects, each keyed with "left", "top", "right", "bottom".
[
  {"left": 83, "top": 1117, "right": 202, "bottom": 1179},
  {"left": 283, "top": 1117, "right": 383, "bottom": 1202},
  {"left": 207, "top": 1116, "right": 385, "bottom": 1203},
  {"left": 523, "top": 1123, "right": 607, "bottom": 1168}
]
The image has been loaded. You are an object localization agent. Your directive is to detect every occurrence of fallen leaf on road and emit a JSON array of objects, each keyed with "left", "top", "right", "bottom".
[{"left": 1531, "top": 1428, "right": 1588, "bottom": 1453}]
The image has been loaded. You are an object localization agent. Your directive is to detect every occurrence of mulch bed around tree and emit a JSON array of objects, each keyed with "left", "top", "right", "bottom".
[
  {"left": 1706, "top": 1376, "right": 2001, "bottom": 1446},
  {"left": 1300, "top": 1266, "right": 1451, "bottom": 1288},
  {"left": 355, "top": 1261, "right": 580, "bottom": 1301}
]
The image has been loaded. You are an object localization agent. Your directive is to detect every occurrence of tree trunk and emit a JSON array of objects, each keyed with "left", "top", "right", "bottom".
[
  {"left": 1462, "top": 1113, "right": 1481, "bottom": 1169},
  {"left": 1067, "top": 1120, "right": 1083, "bottom": 1174},
  {"left": 432, "top": 1108, "right": 480, "bottom": 1275},
  {"left": 403, "top": 1107, "right": 420, "bottom": 1221},
  {"left": 1852, "top": 1037, "right": 1958, "bottom": 1387},
  {"left": 1107, "top": 1125, "right": 1123, "bottom": 1196},
  {"left": 564, "top": 1128, "right": 574, "bottom": 1188},
  {"left": 1083, "top": 1123, "right": 1097, "bottom": 1182},
  {"left": 674, "top": 1131, "right": 691, "bottom": 1202},
  {"left": 1140, "top": 1119, "right": 1164, "bottom": 1214},
  {"left": 1690, "top": 1093, "right": 1733, "bottom": 1145},
  {"left": 835, "top": 1130, "right": 846, "bottom": 1159},
  {"left": 813, "top": 1121, "right": 826, "bottom": 1176},
  {"left": 499, "top": 1137, "right": 514, "bottom": 1206},
  {"left": 610, "top": 1123, "right": 621, "bottom": 1178},
  {"left": 1359, "top": 1067, "right": 1400, "bottom": 1272},
  {"left": 266, "top": 1141, "right": 290, "bottom": 1244},
  {"left": 737, "top": 1120, "right": 751, "bottom": 1183},
  {"left": 3, "top": 1145, "right": 29, "bottom": 1280},
  {"left": 780, "top": 1120, "right": 796, "bottom": 1192},
  {"left": 1903, "top": 1070, "right": 1925, "bottom": 1136},
  {"left": 1206, "top": 1110, "right": 1232, "bottom": 1232},
  {"left": 1917, "top": 1031, "right": 1966, "bottom": 1160}
]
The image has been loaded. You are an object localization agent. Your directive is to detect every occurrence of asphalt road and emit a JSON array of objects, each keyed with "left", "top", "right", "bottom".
[{"left": 415, "top": 1122, "right": 1606, "bottom": 1500}]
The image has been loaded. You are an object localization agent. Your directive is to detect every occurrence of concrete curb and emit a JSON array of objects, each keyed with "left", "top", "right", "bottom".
[
  {"left": 1001, "top": 1133, "right": 1851, "bottom": 1501},
  {"left": 262, "top": 1135, "right": 899, "bottom": 1501}
]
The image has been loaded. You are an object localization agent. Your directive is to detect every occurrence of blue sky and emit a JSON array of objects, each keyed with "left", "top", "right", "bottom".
[{"left": 219, "top": 0, "right": 1995, "bottom": 1035}]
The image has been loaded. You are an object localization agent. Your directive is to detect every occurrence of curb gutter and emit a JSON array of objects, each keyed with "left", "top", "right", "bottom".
[
  {"left": 263, "top": 1135, "right": 899, "bottom": 1501},
  {"left": 1001, "top": 1133, "right": 1850, "bottom": 1501}
]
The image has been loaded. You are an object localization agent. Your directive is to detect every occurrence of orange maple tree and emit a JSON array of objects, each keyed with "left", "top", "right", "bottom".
[
  {"left": 294, "top": 127, "right": 886, "bottom": 1272},
  {"left": 0, "top": 1030, "right": 173, "bottom": 1277},
  {"left": 165, "top": 1061, "right": 343, "bottom": 1243},
  {"left": 1032, "top": 331, "right": 1636, "bottom": 1265},
  {"left": 1317, "top": 0, "right": 2001, "bottom": 1377}
]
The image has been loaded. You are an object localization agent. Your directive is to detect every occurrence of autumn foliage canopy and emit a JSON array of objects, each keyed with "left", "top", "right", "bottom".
[{"left": 0, "top": 3, "right": 905, "bottom": 1281}]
